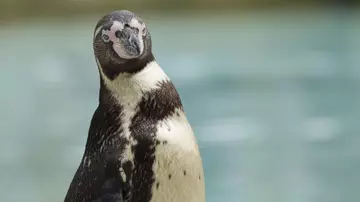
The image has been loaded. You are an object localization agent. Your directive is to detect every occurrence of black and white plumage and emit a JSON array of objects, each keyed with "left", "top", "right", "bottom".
[{"left": 64, "top": 10, "right": 205, "bottom": 202}]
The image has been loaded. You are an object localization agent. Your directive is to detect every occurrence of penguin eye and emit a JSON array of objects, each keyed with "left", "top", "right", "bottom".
[
  {"left": 142, "top": 27, "right": 146, "bottom": 36},
  {"left": 102, "top": 33, "right": 110, "bottom": 42},
  {"left": 115, "top": 30, "right": 121, "bottom": 38}
]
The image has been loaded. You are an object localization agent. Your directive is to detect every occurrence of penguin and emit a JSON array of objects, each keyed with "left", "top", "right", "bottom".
[{"left": 64, "top": 10, "right": 206, "bottom": 202}]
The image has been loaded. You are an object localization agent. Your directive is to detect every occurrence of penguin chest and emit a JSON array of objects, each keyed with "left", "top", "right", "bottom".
[{"left": 150, "top": 113, "right": 205, "bottom": 202}]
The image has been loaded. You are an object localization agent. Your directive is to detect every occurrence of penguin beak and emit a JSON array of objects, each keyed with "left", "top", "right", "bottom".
[{"left": 129, "top": 33, "right": 141, "bottom": 55}]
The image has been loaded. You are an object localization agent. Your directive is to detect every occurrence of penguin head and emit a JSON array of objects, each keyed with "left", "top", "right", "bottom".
[{"left": 93, "top": 10, "right": 154, "bottom": 77}]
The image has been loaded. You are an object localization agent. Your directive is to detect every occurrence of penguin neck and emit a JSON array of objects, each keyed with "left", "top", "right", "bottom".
[
  {"left": 99, "top": 60, "right": 171, "bottom": 107},
  {"left": 98, "top": 53, "right": 155, "bottom": 80}
]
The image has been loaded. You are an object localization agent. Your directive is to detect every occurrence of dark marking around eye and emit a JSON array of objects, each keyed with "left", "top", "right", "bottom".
[
  {"left": 115, "top": 30, "right": 121, "bottom": 38},
  {"left": 156, "top": 182, "right": 160, "bottom": 189},
  {"left": 102, "top": 34, "right": 109, "bottom": 41},
  {"left": 183, "top": 170, "right": 186, "bottom": 176},
  {"left": 168, "top": 174, "right": 172, "bottom": 179},
  {"left": 142, "top": 27, "right": 147, "bottom": 36}
]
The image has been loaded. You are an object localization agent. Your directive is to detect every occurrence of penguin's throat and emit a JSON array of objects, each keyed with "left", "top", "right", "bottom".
[{"left": 100, "top": 60, "right": 171, "bottom": 108}]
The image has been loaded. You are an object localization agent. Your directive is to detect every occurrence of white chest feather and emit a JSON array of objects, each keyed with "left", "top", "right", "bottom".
[{"left": 150, "top": 110, "right": 206, "bottom": 202}]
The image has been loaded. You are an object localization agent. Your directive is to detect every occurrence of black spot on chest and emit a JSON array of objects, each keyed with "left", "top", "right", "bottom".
[{"left": 156, "top": 182, "right": 160, "bottom": 189}]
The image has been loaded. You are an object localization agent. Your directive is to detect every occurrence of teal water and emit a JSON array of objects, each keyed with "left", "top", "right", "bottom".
[{"left": 0, "top": 10, "right": 359, "bottom": 202}]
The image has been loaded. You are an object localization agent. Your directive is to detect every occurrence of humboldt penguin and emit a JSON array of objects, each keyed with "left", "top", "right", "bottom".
[{"left": 64, "top": 10, "right": 205, "bottom": 202}]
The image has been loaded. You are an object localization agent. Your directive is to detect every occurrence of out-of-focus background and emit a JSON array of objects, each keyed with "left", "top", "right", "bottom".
[{"left": 1, "top": 0, "right": 360, "bottom": 202}]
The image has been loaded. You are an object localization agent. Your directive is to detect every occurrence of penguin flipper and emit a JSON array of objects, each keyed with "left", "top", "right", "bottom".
[
  {"left": 92, "top": 176, "right": 126, "bottom": 202},
  {"left": 93, "top": 158, "right": 129, "bottom": 202},
  {"left": 93, "top": 193, "right": 123, "bottom": 202}
]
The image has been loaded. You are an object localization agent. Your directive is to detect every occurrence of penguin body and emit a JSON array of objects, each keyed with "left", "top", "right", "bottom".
[{"left": 64, "top": 11, "right": 205, "bottom": 202}]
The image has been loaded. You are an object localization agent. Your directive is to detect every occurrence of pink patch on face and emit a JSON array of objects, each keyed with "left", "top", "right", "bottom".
[
  {"left": 107, "top": 30, "right": 117, "bottom": 42},
  {"left": 102, "top": 21, "right": 124, "bottom": 43}
]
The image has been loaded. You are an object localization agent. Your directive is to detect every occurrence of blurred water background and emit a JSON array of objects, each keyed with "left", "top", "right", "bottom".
[{"left": 0, "top": 1, "right": 360, "bottom": 202}]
